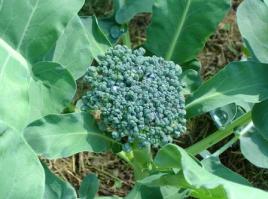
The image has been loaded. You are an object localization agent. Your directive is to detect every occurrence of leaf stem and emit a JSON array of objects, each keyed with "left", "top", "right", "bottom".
[
  {"left": 211, "top": 121, "right": 254, "bottom": 157},
  {"left": 186, "top": 111, "right": 252, "bottom": 156},
  {"left": 117, "top": 151, "right": 134, "bottom": 166},
  {"left": 122, "top": 30, "right": 132, "bottom": 48}
]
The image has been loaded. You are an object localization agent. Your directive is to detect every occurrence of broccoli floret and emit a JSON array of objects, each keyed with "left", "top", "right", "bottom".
[{"left": 81, "top": 45, "right": 186, "bottom": 151}]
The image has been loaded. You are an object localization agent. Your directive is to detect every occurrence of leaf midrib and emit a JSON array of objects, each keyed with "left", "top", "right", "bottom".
[
  {"left": 165, "top": 0, "right": 191, "bottom": 60},
  {"left": 26, "top": 131, "right": 118, "bottom": 144},
  {"left": 0, "top": 0, "right": 40, "bottom": 92},
  {"left": 186, "top": 82, "right": 268, "bottom": 110},
  {"left": 17, "top": 0, "right": 40, "bottom": 51}
]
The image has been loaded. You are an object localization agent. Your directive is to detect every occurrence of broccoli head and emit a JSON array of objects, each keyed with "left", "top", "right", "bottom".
[{"left": 81, "top": 45, "right": 186, "bottom": 151}]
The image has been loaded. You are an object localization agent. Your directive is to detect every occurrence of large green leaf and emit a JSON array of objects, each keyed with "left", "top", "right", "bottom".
[
  {"left": 0, "top": 38, "right": 31, "bottom": 130},
  {"left": 0, "top": 0, "right": 84, "bottom": 63},
  {"left": 23, "top": 112, "right": 120, "bottom": 159},
  {"left": 149, "top": 144, "right": 268, "bottom": 199},
  {"left": 0, "top": 0, "right": 82, "bottom": 129},
  {"left": 202, "top": 156, "right": 251, "bottom": 186},
  {"left": 79, "top": 174, "right": 99, "bottom": 199},
  {"left": 237, "top": 0, "right": 268, "bottom": 63},
  {"left": 114, "top": 0, "right": 154, "bottom": 24},
  {"left": 0, "top": 39, "right": 76, "bottom": 130},
  {"left": 53, "top": 16, "right": 111, "bottom": 79},
  {"left": 29, "top": 61, "right": 76, "bottom": 122},
  {"left": 252, "top": 100, "right": 268, "bottom": 140},
  {"left": 240, "top": 127, "right": 268, "bottom": 169},
  {"left": 43, "top": 163, "right": 77, "bottom": 199},
  {"left": 145, "top": 0, "right": 230, "bottom": 64},
  {"left": 0, "top": 121, "right": 45, "bottom": 199},
  {"left": 186, "top": 61, "right": 268, "bottom": 118}
]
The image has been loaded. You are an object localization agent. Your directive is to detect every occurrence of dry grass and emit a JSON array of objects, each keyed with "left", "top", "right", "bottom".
[{"left": 44, "top": 152, "right": 133, "bottom": 196}]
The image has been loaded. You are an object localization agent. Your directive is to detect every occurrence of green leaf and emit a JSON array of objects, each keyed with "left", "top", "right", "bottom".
[
  {"left": 29, "top": 61, "right": 76, "bottom": 123},
  {"left": 23, "top": 112, "right": 120, "bottom": 159},
  {"left": 114, "top": 0, "right": 154, "bottom": 24},
  {"left": 79, "top": 174, "right": 99, "bottom": 199},
  {"left": 202, "top": 156, "right": 252, "bottom": 186},
  {"left": 252, "top": 100, "right": 268, "bottom": 140},
  {"left": 181, "top": 69, "right": 201, "bottom": 95},
  {"left": 53, "top": 16, "right": 111, "bottom": 79},
  {"left": 181, "top": 59, "right": 202, "bottom": 95},
  {"left": 145, "top": 0, "right": 230, "bottom": 64},
  {"left": 0, "top": 121, "right": 45, "bottom": 199},
  {"left": 237, "top": 0, "right": 268, "bottom": 63},
  {"left": 186, "top": 61, "right": 268, "bottom": 118},
  {"left": 0, "top": 0, "right": 84, "bottom": 63},
  {"left": 132, "top": 146, "right": 153, "bottom": 180},
  {"left": 125, "top": 184, "right": 163, "bottom": 199},
  {"left": 80, "top": 16, "right": 112, "bottom": 62},
  {"left": 42, "top": 163, "right": 77, "bottom": 199},
  {"left": 0, "top": 38, "right": 31, "bottom": 130},
  {"left": 125, "top": 184, "right": 188, "bottom": 199},
  {"left": 98, "top": 17, "right": 125, "bottom": 44},
  {"left": 0, "top": 0, "right": 84, "bottom": 130},
  {"left": 240, "top": 127, "right": 268, "bottom": 169},
  {"left": 0, "top": 40, "right": 76, "bottom": 130},
  {"left": 151, "top": 144, "right": 268, "bottom": 199}
]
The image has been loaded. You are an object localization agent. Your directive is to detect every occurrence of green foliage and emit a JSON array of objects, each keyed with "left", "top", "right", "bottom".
[
  {"left": 98, "top": 17, "right": 126, "bottom": 44},
  {"left": 201, "top": 156, "right": 252, "bottom": 186},
  {"left": 0, "top": 121, "right": 45, "bottom": 199},
  {"left": 0, "top": 0, "right": 84, "bottom": 131},
  {"left": 24, "top": 112, "right": 119, "bottom": 159},
  {"left": 28, "top": 62, "right": 76, "bottom": 123},
  {"left": 53, "top": 15, "right": 111, "bottom": 79},
  {"left": 142, "top": 144, "right": 268, "bottom": 199},
  {"left": 114, "top": 0, "right": 154, "bottom": 24},
  {"left": 235, "top": 0, "right": 268, "bottom": 170},
  {"left": 252, "top": 100, "right": 268, "bottom": 140},
  {"left": 82, "top": 45, "right": 186, "bottom": 150},
  {"left": 145, "top": 0, "right": 230, "bottom": 65},
  {"left": 180, "top": 59, "right": 202, "bottom": 95},
  {"left": 43, "top": 163, "right": 77, "bottom": 199},
  {"left": 1, "top": 0, "right": 268, "bottom": 198},
  {"left": 79, "top": 174, "right": 99, "bottom": 199},
  {"left": 0, "top": 0, "right": 85, "bottom": 63},
  {"left": 240, "top": 126, "right": 268, "bottom": 169},
  {"left": 0, "top": 38, "right": 32, "bottom": 130},
  {"left": 237, "top": 0, "right": 268, "bottom": 63},
  {"left": 125, "top": 184, "right": 189, "bottom": 199},
  {"left": 186, "top": 61, "right": 268, "bottom": 118}
]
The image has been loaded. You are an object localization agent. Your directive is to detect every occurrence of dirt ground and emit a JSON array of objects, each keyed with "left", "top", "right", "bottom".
[{"left": 46, "top": 0, "right": 268, "bottom": 197}]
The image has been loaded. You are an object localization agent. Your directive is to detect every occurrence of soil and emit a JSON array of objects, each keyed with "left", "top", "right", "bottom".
[{"left": 46, "top": 0, "right": 268, "bottom": 197}]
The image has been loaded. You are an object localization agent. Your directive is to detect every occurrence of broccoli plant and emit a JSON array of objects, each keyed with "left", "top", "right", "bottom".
[{"left": 1, "top": 0, "right": 268, "bottom": 199}]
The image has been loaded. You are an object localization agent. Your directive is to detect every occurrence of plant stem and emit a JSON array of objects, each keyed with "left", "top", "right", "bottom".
[
  {"left": 212, "top": 121, "right": 254, "bottom": 157},
  {"left": 186, "top": 111, "right": 252, "bottom": 156},
  {"left": 117, "top": 151, "right": 134, "bottom": 167},
  {"left": 211, "top": 135, "right": 240, "bottom": 157},
  {"left": 122, "top": 30, "right": 132, "bottom": 48}
]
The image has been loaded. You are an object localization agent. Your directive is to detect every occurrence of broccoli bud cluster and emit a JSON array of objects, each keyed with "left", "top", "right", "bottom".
[{"left": 81, "top": 45, "right": 186, "bottom": 151}]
